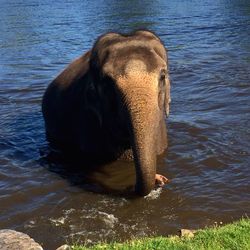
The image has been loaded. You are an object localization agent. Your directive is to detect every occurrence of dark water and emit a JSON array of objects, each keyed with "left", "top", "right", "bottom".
[{"left": 1, "top": 0, "right": 250, "bottom": 249}]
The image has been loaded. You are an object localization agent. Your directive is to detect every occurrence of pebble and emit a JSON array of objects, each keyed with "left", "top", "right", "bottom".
[
  {"left": 180, "top": 229, "right": 197, "bottom": 238},
  {"left": 56, "top": 244, "right": 71, "bottom": 250}
]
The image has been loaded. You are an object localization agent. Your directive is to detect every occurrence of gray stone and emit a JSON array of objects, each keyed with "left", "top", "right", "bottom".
[{"left": 0, "top": 229, "right": 43, "bottom": 250}]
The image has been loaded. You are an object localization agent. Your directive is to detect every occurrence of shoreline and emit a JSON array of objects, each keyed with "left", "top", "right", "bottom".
[{"left": 72, "top": 218, "right": 250, "bottom": 250}]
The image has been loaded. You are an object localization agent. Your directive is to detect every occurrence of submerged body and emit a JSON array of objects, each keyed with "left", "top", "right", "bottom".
[{"left": 42, "top": 30, "right": 171, "bottom": 195}]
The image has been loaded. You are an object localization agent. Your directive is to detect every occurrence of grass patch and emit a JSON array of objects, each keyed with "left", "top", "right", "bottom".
[{"left": 72, "top": 218, "right": 250, "bottom": 250}]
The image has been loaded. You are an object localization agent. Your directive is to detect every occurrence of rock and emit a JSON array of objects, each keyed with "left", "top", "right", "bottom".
[
  {"left": 180, "top": 229, "right": 197, "bottom": 238},
  {"left": 56, "top": 244, "right": 71, "bottom": 250},
  {"left": 0, "top": 229, "right": 43, "bottom": 250}
]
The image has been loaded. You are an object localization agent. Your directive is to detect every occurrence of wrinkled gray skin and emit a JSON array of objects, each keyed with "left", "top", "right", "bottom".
[{"left": 42, "top": 30, "right": 171, "bottom": 196}]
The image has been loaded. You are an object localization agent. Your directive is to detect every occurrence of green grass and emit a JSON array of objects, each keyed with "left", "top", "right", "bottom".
[{"left": 72, "top": 218, "right": 250, "bottom": 250}]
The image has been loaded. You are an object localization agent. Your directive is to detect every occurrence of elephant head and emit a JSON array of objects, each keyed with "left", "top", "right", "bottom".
[{"left": 88, "top": 31, "right": 171, "bottom": 195}]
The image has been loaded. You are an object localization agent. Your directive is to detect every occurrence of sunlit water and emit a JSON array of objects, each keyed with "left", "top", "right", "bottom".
[{"left": 0, "top": 1, "right": 250, "bottom": 249}]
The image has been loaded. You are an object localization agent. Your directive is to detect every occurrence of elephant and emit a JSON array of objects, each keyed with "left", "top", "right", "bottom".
[{"left": 42, "top": 30, "right": 171, "bottom": 196}]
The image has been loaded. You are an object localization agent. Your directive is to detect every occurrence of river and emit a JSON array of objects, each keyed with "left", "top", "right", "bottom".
[{"left": 0, "top": 0, "right": 250, "bottom": 249}]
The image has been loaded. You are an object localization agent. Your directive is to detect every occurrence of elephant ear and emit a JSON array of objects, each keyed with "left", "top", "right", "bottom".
[
  {"left": 159, "top": 69, "right": 171, "bottom": 117},
  {"left": 148, "top": 33, "right": 170, "bottom": 116},
  {"left": 165, "top": 76, "right": 171, "bottom": 117}
]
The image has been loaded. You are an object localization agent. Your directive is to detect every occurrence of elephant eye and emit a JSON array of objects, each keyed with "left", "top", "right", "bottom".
[
  {"left": 159, "top": 70, "right": 166, "bottom": 89},
  {"left": 160, "top": 70, "right": 166, "bottom": 80}
]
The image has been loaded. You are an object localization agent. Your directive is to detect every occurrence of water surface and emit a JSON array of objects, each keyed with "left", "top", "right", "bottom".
[{"left": 0, "top": 1, "right": 250, "bottom": 249}]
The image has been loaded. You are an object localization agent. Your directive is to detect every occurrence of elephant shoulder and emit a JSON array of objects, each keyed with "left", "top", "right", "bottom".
[
  {"left": 42, "top": 50, "right": 91, "bottom": 109},
  {"left": 52, "top": 50, "right": 91, "bottom": 90},
  {"left": 42, "top": 50, "right": 92, "bottom": 124}
]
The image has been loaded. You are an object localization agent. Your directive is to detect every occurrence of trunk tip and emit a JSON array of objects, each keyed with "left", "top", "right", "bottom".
[{"left": 135, "top": 182, "right": 154, "bottom": 196}]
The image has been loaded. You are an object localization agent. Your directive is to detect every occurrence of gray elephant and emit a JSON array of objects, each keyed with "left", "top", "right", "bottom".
[{"left": 42, "top": 30, "right": 171, "bottom": 196}]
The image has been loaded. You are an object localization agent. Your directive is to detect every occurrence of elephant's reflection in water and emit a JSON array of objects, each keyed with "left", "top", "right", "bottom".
[
  {"left": 41, "top": 145, "right": 168, "bottom": 197},
  {"left": 41, "top": 149, "right": 136, "bottom": 195}
]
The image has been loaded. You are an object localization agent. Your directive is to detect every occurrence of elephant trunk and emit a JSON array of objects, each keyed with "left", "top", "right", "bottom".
[
  {"left": 126, "top": 91, "right": 158, "bottom": 196},
  {"left": 132, "top": 130, "right": 156, "bottom": 196}
]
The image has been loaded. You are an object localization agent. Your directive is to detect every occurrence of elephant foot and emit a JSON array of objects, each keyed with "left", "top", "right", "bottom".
[{"left": 155, "top": 174, "right": 169, "bottom": 187}]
